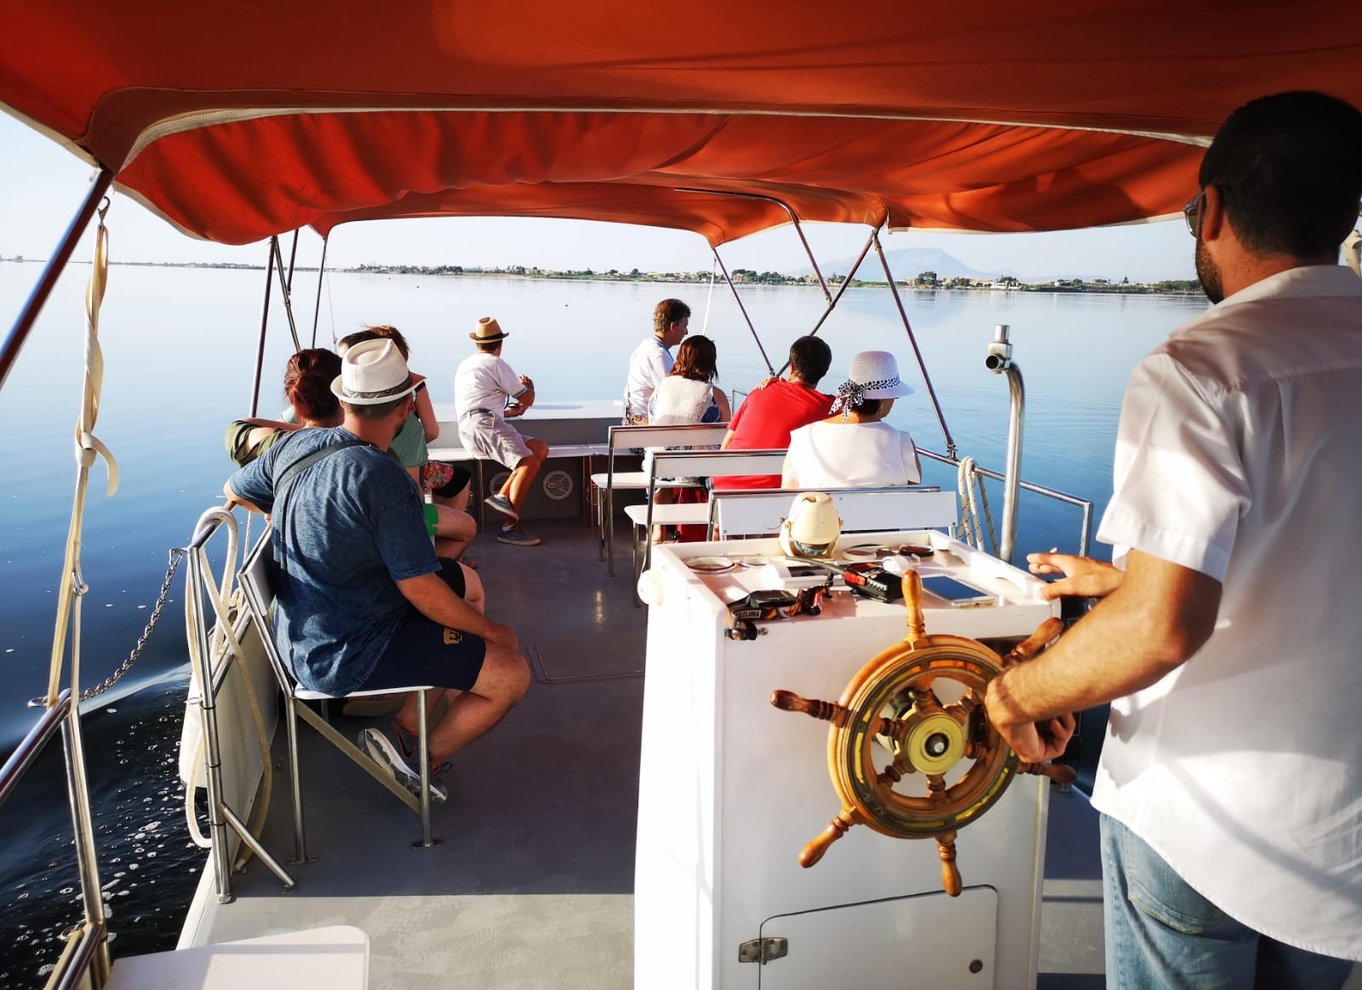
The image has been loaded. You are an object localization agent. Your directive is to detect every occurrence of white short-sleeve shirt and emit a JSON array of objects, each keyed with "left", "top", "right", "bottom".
[
  {"left": 624, "top": 336, "right": 674, "bottom": 420},
  {"left": 453, "top": 352, "right": 526, "bottom": 421},
  {"left": 1092, "top": 265, "right": 1362, "bottom": 960},
  {"left": 783, "top": 420, "right": 920, "bottom": 488}
]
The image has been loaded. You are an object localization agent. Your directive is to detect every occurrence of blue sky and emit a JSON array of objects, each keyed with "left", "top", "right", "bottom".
[{"left": 0, "top": 111, "right": 1198, "bottom": 281}]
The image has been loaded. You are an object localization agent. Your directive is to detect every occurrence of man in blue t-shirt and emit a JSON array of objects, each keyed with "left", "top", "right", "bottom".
[{"left": 226, "top": 339, "right": 530, "bottom": 802}]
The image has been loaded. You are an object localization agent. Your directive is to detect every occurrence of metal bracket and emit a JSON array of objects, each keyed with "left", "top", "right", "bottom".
[{"left": 738, "top": 936, "right": 788, "bottom": 964}]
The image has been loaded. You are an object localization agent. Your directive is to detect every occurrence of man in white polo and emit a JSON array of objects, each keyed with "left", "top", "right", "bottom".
[
  {"left": 455, "top": 316, "right": 549, "bottom": 547},
  {"left": 622, "top": 297, "right": 689, "bottom": 424}
]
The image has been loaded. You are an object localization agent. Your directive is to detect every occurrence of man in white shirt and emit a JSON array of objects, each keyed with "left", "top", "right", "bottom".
[
  {"left": 984, "top": 91, "right": 1362, "bottom": 987},
  {"left": 455, "top": 317, "right": 549, "bottom": 547},
  {"left": 622, "top": 298, "right": 689, "bottom": 423}
]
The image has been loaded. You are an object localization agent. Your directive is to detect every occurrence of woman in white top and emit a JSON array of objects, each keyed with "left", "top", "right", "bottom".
[
  {"left": 782, "top": 350, "right": 921, "bottom": 488},
  {"left": 648, "top": 335, "right": 731, "bottom": 424}
]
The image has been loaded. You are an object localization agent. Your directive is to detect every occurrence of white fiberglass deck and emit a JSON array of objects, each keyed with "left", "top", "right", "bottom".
[{"left": 174, "top": 519, "right": 1107, "bottom": 989}]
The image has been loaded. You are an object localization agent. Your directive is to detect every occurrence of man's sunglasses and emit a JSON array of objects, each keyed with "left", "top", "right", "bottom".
[{"left": 1183, "top": 190, "right": 1205, "bottom": 238}]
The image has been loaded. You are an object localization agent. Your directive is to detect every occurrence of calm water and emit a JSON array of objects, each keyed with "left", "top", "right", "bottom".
[{"left": 0, "top": 262, "right": 1208, "bottom": 983}]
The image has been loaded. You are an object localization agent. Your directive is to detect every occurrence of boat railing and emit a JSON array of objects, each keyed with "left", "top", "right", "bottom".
[
  {"left": 918, "top": 448, "right": 1095, "bottom": 559},
  {"left": 0, "top": 690, "right": 111, "bottom": 990},
  {"left": 182, "top": 508, "right": 297, "bottom": 903}
]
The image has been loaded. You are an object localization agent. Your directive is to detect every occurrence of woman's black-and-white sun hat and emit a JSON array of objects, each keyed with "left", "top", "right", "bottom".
[
  {"left": 329, "top": 338, "right": 416, "bottom": 405},
  {"left": 831, "top": 350, "right": 914, "bottom": 413}
]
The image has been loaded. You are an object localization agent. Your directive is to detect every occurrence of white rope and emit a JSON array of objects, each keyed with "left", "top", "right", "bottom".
[
  {"left": 956, "top": 456, "right": 998, "bottom": 554},
  {"left": 701, "top": 257, "right": 718, "bottom": 335},
  {"left": 46, "top": 204, "right": 121, "bottom": 703}
]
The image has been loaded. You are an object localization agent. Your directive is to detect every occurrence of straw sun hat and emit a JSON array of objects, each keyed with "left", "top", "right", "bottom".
[{"left": 469, "top": 316, "right": 510, "bottom": 342}]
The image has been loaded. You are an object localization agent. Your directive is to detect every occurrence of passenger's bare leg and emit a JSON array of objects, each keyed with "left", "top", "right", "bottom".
[
  {"left": 432, "top": 503, "right": 476, "bottom": 559},
  {"left": 459, "top": 564, "right": 485, "bottom": 613},
  {"left": 397, "top": 645, "right": 530, "bottom": 763},
  {"left": 500, "top": 439, "right": 549, "bottom": 519}
]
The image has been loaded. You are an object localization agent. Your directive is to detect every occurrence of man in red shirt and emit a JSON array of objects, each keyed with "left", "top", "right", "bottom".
[{"left": 714, "top": 336, "right": 834, "bottom": 490}]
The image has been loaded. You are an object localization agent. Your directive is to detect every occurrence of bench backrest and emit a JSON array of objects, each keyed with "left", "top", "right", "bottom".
[
  {"left": 644, "top": 447, "right": 789, "bottom": 492},
  {"left": 607, "top": 422, "right": 730, "bottom": 452},
  {"left": 709, "top": 486, "right": 957, "bottom": 539},
  {"left": 605, "top": 421, "right": 730, "bottom": 471}
]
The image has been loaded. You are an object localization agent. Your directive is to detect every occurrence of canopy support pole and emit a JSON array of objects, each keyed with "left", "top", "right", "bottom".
[
  {"left": 272, "top": 234, "right": 302, "bottom": 352},
  {"left": 311, "top": 236, "right": 329, "bottom": 348},
  {"left": 874, "top": 231, "right": 958, "bottom": 460},
  {"left": 787, "top": 214, "right": 832, "bottom": 304},
  {"left": 773, "top": 227, "right": 877, "bottom": 377},
  {"left": 248, "top": 240, "right": 276, "bottom": 418},
  {"left": 713, "top": 248, "right": 775, "bottom": 376},
  {"left": 675, "top": 187, "right": 831, "bottom": 303},
  {"left": 0, "top": 169, "right": 114, "bottom": 395},
  {"left": 285, "top": 229, "right": 299, "bottom": 291}
]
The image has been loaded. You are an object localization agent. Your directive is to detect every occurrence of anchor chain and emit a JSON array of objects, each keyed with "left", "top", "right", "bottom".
[{"left": 31, "top": 547, "right": 187, "bottom": 706}]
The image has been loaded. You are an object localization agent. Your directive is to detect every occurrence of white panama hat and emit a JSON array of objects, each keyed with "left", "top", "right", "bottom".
[{"left": 329, "top": 338, "right": 416, "bottom": 405}]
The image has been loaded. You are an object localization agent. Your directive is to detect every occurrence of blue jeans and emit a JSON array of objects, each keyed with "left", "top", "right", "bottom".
[{"left": 1100, "top": 814, "right": 1353, "bottom": 990}]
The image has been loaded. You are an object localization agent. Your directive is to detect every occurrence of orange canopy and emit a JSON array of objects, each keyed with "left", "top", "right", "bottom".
[{"left": 2, "top": 1, "right": 1360, "bottom": 245}]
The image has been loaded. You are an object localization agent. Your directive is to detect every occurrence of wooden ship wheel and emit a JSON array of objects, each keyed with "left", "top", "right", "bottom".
[{"left": 771, "top": 570, "right": 1072, "bottom": 896}]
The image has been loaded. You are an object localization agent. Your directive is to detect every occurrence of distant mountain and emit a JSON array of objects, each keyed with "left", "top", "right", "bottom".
[{"left": 806, "top": 247, "right": 994, "bottom": 282}]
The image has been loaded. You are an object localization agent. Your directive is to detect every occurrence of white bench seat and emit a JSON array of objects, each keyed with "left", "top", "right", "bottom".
[
  {"left": 106, "top": 925, "right": 368, "bottom": 990},
  {"left": 427, "top": 442, "right": 607, "bottom": 461},
  {"left": 623, "top": 502, "right": 712, "bottom": 528},
  {"left": 425, "top": 442, "right": 608, "bottom": 528}
]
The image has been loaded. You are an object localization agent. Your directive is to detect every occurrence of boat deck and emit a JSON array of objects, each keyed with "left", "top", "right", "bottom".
[{"left": 179, "top": 517, "right": 1106, "bottom": 988}]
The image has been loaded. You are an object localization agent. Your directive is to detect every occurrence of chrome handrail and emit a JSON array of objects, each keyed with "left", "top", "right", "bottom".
[
  {"left": 0, "top": 691, "right": 71, "bottom": 807},
  {"left": 919, "top": 448, "right": 1094, "bottom": 558},
  {"left": 46, "top": 919, "right": 106, "bottom": 990},
  {"left": 183, "top": 507, "right": 296, "bottom": 902},
  {"left": 0, "top": 690, "right": 113, "bottom": 989}
]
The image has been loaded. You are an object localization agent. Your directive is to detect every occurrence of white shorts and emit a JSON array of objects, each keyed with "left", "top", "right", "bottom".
[{"left": 458, "top": 412, "right": 533, "bottom": 470}]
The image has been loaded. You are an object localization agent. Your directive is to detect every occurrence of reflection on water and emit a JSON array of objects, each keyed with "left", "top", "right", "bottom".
[{"left": 0, "top": 263, "right": 1207, "bottom": 977}]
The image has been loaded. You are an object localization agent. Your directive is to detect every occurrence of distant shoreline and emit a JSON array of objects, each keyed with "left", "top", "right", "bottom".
[{"left": 0, "top": 257, "right": 1204, "bottom": 295}]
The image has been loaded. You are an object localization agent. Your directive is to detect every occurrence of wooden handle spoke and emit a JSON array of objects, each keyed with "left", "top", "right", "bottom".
[
  {"left": 935, "top": 830, "right": 962, "bottom": 897},
  {"left": 875, "top": 713, "right": 914, "bottom": 749},
  {"left": 1017, "top": 760, "right": 1077, "bottom": 785},
  {"left": 1002, "top": 617, "right": 1064, "bottom": 667},
  {"left": 876, "top": 755, "right": 915, "bottom": 787},
  {"left": 910, "top": 686, "right": 943, "bottom": 713},
  {"left": 941, "top": 700, "right": 972, "bottom": 725},
  {"left": 771, "top": 689, "right": 848, "bottom": 725},
  {"left": 925, "top": 772, "right": 947, "bottom": 802},
  {"left": 902, "top": 571, "right": 926, "bottom": 645},
  {"left": 799, "top": 808, "right": 864, "bottom": 868}
]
